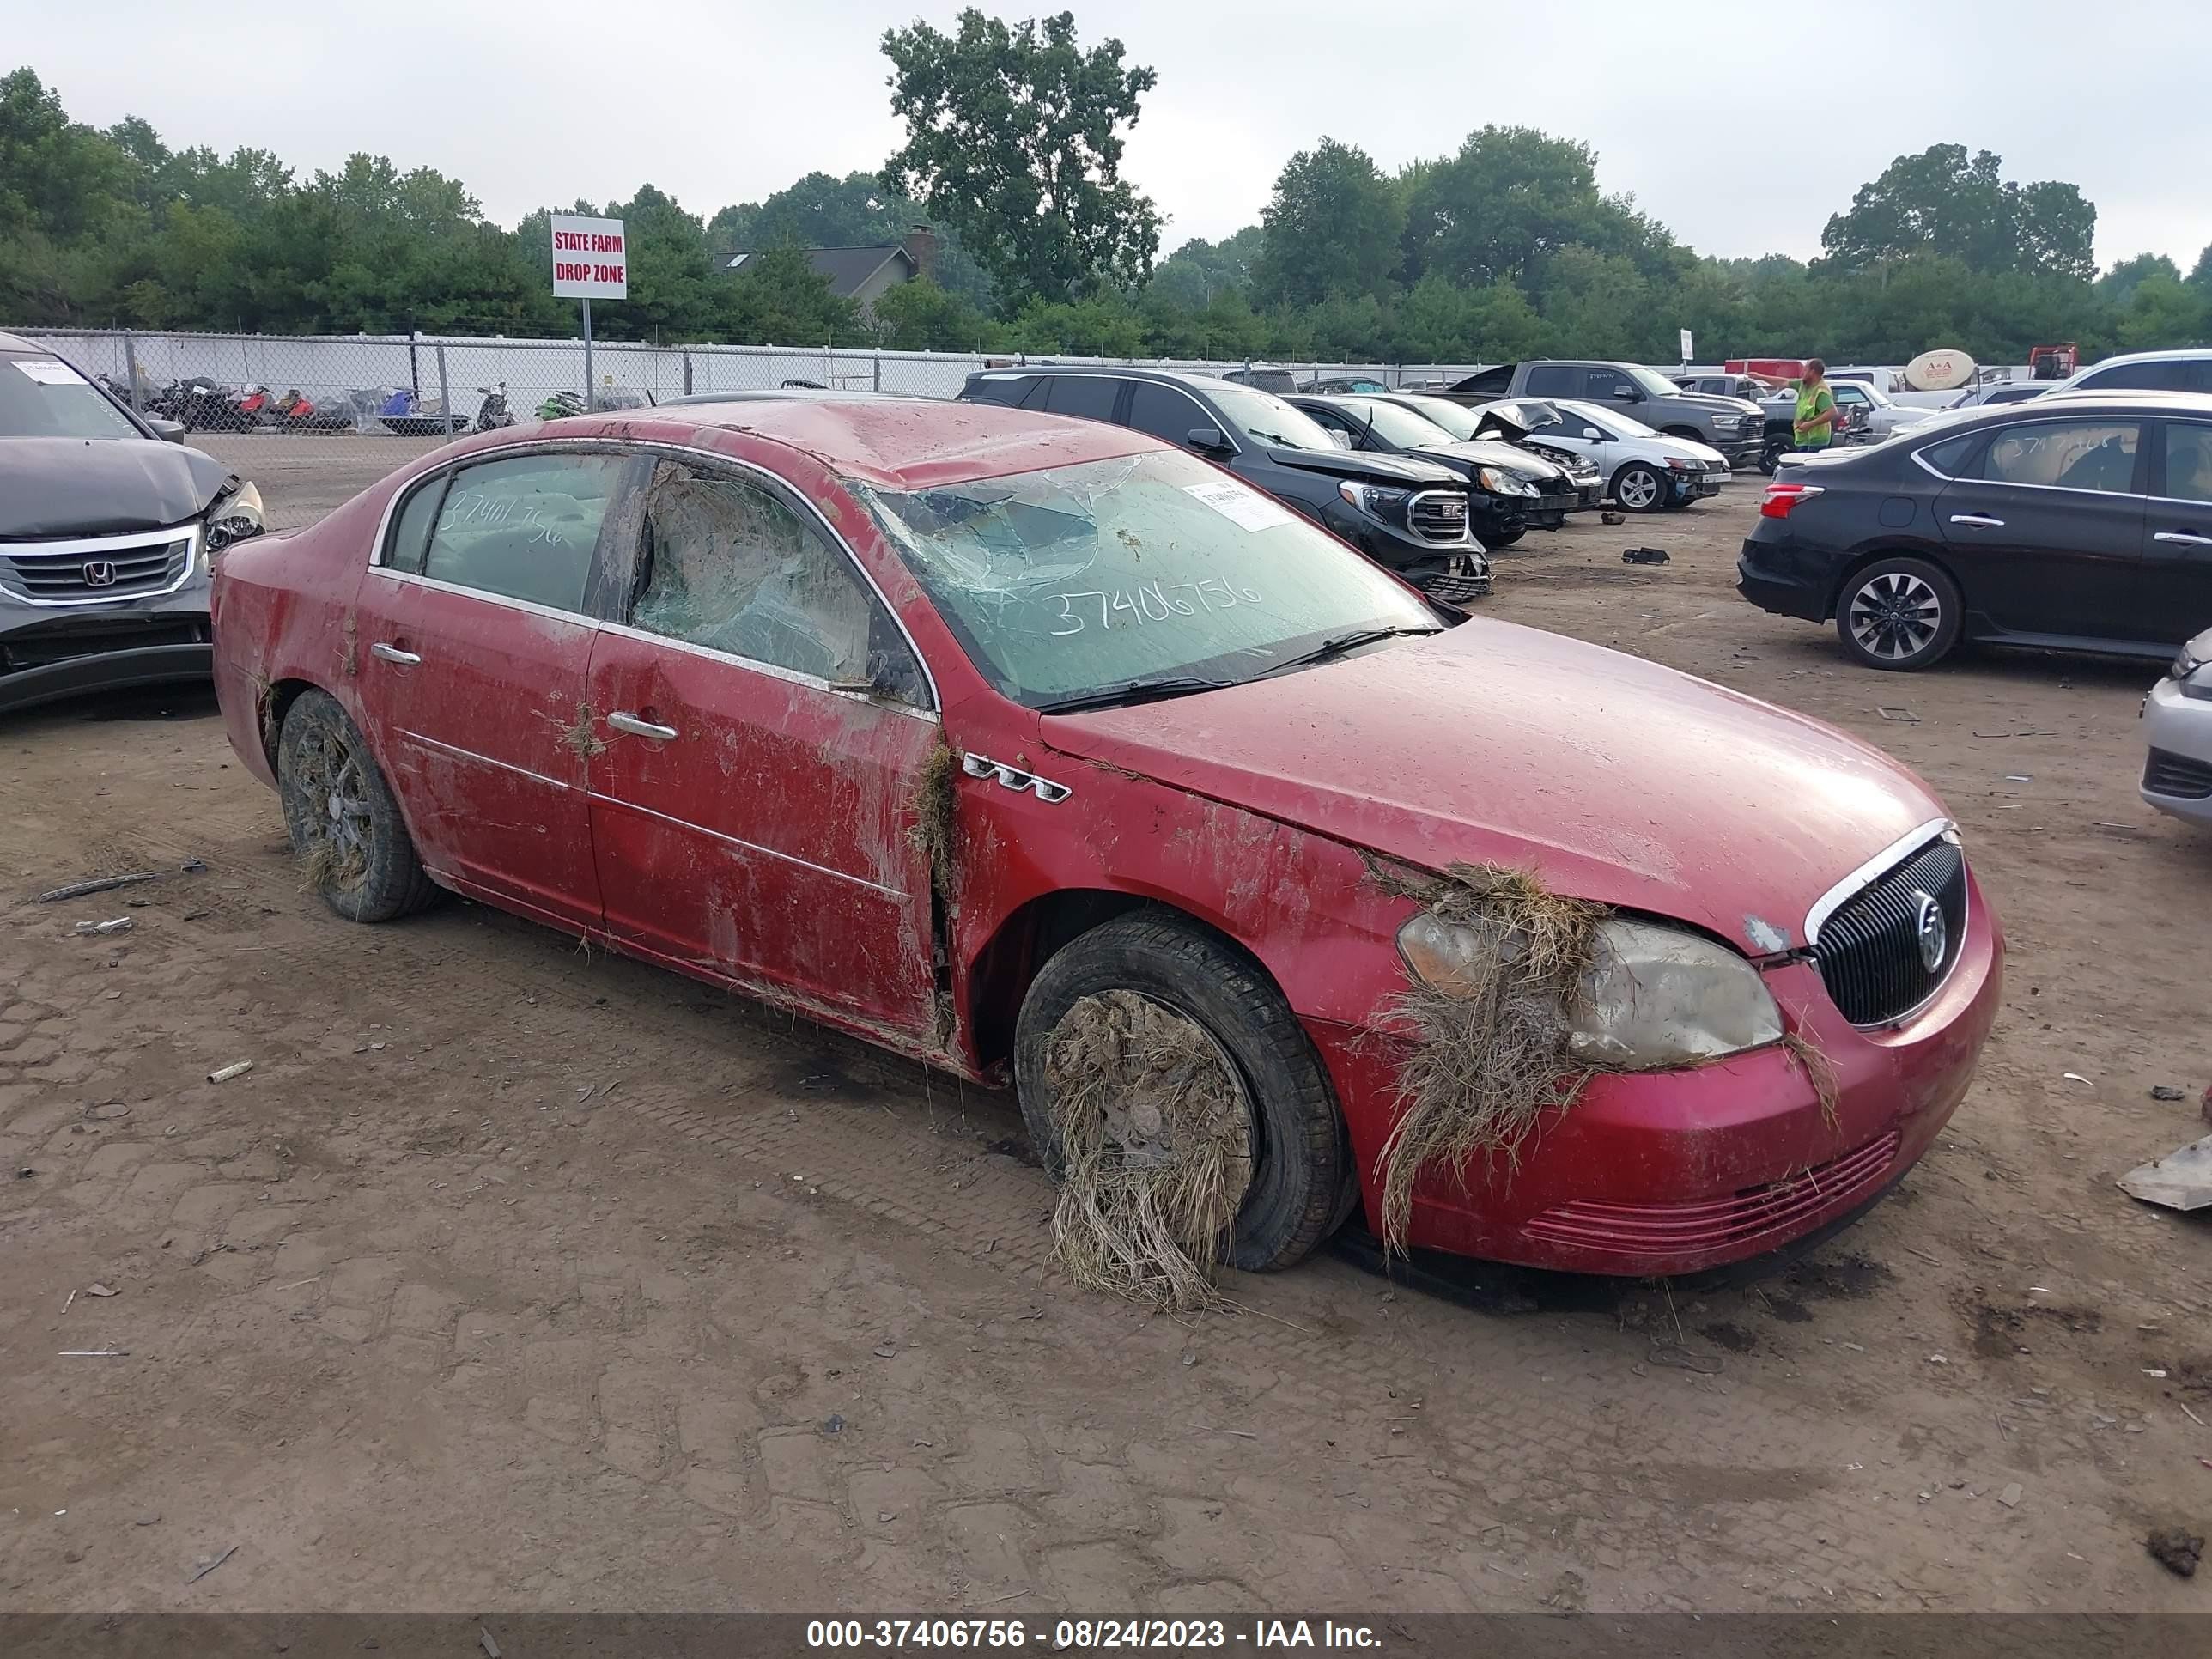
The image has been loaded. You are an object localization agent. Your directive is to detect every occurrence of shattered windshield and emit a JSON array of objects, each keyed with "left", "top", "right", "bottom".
[
  {"left": 860, "top": 449, "right": 1438, "bottom": 709},
  {"left": 0, "top": 353, "right": 142, "bottom": 440}
]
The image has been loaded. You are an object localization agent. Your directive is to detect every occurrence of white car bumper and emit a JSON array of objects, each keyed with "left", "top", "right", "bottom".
[{"left": 2142, "top": 673, "right": 2212, "bottom": 826}]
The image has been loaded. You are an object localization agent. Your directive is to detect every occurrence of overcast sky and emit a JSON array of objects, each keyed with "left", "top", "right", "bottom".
[{"left": 13, "top": 1, "right": 2209, "bottom": 272}]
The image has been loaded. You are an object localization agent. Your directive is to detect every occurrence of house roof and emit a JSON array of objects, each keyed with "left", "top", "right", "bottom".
[{"left": 720, "top": 244, "right": 916, "bottom": 298}]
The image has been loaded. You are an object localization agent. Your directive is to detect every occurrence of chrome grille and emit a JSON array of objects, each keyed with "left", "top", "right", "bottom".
[
  {"left": 1407, "top": 489, "right": 1469, "bottom": 544},
  {"left": 1812, "top": 836, "right": 1966, "bottom": 1026},
  {"left": 0, "top": 537, "right": 191, "bottom": 602},
  {"left": 2144, "top": 748, "right": 2212, "bottom": 799}
]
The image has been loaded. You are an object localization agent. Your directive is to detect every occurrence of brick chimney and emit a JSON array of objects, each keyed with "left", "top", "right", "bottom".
[{"left": 904, "top": 224, "right": 939, "bottom": 282}]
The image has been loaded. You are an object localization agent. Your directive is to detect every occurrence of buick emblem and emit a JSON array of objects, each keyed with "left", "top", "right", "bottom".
[
  {"left": 82, "top": 560, "right": 118, "bottom": 588},
  {"left": 1911, "top": 890, "right": 1947, "bottom": 973}
]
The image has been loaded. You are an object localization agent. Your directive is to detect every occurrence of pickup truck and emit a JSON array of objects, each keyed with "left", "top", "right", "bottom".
[{"left": 1444, "top": 361, "right": 1765, "bottom": 470}]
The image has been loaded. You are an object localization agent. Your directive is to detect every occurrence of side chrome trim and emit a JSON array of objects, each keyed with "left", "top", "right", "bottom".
[
  {"left": 587, "top": 790, "right": 907, "bottom": 899},
  {"left": 962, "top": 751, "right": 1072, "bottom": 804},
  {"left": 0, "top": 523, "right": 203, "bottom": 608},
  {"left": 1802, "top": 817, "right": 1959, "bottom": 945},
  {"left": 595, "top": 620, "right": 941, "bottom": 726},
  {"left": 398, "top": 728, "right": 571, "bottom": 792},
  {"left": 362, "top": 434, "right": 944, "bottom": 717},
  {"left": 367, "top": 566, "right": 601, "bottom": 631}
]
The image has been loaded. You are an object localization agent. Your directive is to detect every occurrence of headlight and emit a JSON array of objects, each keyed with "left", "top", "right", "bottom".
[
  {"left": 1338, "top": 480, "right": 1409, "bottom": 517},
  {"left": 1395, "top": 912, "right": 1783, "bottom": 1071},
  {"left": 2174, "top": 647, "right": 2211, "bottom": 701},
  {"left": 1664, "top": 457, "right": 1701, "bottom": 471},
  {"left": 1474, "top": 466, "right": 1540, "bottom": 497},
  {"left": 204, "top": 480, "right": 266, "bottom": 561}
]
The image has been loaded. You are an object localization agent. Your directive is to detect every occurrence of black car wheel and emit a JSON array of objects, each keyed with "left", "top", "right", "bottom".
[
  {"left": 1612, "top": 462, "right": 1665, "bottom": 513},
  {"left": 1759, "top": 440, "right": 1790, "bottom": 475},
  {"left": 277, "top": 690, "right": 441, "bottom": 921},
  {"left": 1834, "top": 557, "right": 1962, "bottom": 671},
  {"left": 1487, "top": 523, "right": 1526, "bottom": 549},
  {"left": 1013, "top": 910, "right": 1354, "bottom": 1273}
]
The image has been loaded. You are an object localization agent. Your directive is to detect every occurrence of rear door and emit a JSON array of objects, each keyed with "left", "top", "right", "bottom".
[
  {"left": 582, "top": 457, "right": 941, "bottom": 1035},
  {"left": 356, "top": 447, "right": 627, "bottom": 931},
  {"left": 2141, "top": 418, "right": 2212, "bottom": 643},
  {"left": 1934, "top": 416, "right": 2148, "bottom": 638}
]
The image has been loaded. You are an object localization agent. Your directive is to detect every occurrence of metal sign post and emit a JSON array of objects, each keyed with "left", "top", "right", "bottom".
[{"left": 550, "top": 214, "right": 627, "bottom": 415}]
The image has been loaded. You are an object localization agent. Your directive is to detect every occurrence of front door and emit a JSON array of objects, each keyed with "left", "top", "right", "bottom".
[
  {"left": 1934, "top": 416, "right": 2147, "bottom": 639},
  {"left": 355, "top": 448, "right": 627, "bottom": 933},
  {"left": 584, "top": 458, "right": 940, "bottom": 1036},
  {"left": 2142, "top": 418, "right": 2212, "bottom": 644}
]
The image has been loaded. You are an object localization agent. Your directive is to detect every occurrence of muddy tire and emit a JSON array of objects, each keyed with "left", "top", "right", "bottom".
[
  {"left": 1013, "top": 910, "right": 1354, "bottom": 1273},
  {"left": 1612, "top": 462, "right": 1665, "bottom": 513},
  {"left": 1833, "top": 556, "right": 1961, "bottom": 672},
  {"left": 276, "top": 690, "right": 439, "bottom": 922}
]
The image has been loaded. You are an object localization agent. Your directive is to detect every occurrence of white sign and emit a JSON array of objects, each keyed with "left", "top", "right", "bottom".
[
  {"left": 551, "top": 215, "right": 627, "bottom": 300},
  {"left": 1679, "top": 329, "right": 1694, "bottom": 363},
  {"left": 12, "top": 356, "right": 86, "bottom": 386},
  {"left": 1183, "top": 479, "right": 1295, "bottom": 533}
]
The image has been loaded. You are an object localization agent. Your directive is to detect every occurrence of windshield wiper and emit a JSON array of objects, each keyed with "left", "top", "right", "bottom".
[
  {"left": 1032, "top": 676, "right": 1231, "bottom": 715},
  {"left": 1260, "top": 625, "right": 1441, "bottom": 678}
]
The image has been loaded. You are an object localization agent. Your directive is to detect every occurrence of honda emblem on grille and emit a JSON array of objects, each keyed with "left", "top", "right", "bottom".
[
  {"left": 82, "top": 560, "right": 119, "bottom": 587},
  {"left": 1911, "top": 890, "right": 1946, "bottom": 972}
]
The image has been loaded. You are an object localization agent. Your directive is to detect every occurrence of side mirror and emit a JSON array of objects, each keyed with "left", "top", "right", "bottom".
[
  {"left": 1187, "top": 426, "right": 1231, "bottom": 455},
  {"left": 1612, "top": 386, "right": 1641, "bottom": 402},
  {"left": 1582, "top": 427, "right": 1603, "bottom": 441},
  {"left": 148, "top": 416, "right": 186, "bottom": 443}
]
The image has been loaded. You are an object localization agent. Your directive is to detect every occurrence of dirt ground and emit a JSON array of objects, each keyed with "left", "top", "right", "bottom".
[{"left": 3, "top": 469, "right": 2209, "bottom": 1615}]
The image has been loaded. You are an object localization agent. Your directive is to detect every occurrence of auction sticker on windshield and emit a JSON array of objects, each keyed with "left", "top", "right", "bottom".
[
  {"left": 10, "top": 358, "right": 86, "bottom": 386},
  {"left": 1183, "top": 479, "right": 1295, "bottom": 533}
]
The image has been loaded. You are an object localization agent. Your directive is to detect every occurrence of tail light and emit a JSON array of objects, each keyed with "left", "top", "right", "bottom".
[{"left": 1759, "top": 482, "right": 1824, "bottom": 520}]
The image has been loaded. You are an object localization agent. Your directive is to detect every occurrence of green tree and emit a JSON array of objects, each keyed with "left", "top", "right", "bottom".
[
  {"left": 1821, "top": 145, "right": 2095, "bottom": 279},
  {"left": 2116, "top": 272, "right": 2209, "bottom": 352},
  {"left": 725, "top": 243, "right": 861, "bottom": 345},
  {"left": 0, "top": 68, "right": 131, "bottom": 237},
  {"left": 881, "top": 9, "right": 1160, "bottom": 306},
  {"left": 1252, "top": 138, "right": 1403, "bottom": 308},
  {"left": 1400, "top": 126, "right": 1607, "bottom": 289},
  {"left": 871, "top": 276, "right": 998, "bottom": 350},
  {"left": 2102, "top": 252, "right": 2183, "bottom": 307}
]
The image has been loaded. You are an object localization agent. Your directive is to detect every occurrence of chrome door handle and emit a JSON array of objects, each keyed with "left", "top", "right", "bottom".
[
  {"left": 607, "top": 712, "right": 678, "bottom": 741},
  {"left": 2153, "top": 530, "right": 2212, "bottom": 546},
  {"left": 368, "top": 642, "right": 421, "bottom": 665},
  {"left": 1948, "top": 514, "right": 2005, "bottom": 528}
]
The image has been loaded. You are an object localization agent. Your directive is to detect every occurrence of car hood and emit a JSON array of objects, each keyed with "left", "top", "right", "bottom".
[
  {"left": 1665, "top": 391, "right": 1765, "bottom": 417},
  {"left": 1408, "top": 439, "right": 1569, "bottom": 483},
  {"left": 0, "top": 438, "right": 236, "bottom": 538},
  {"left": 1261, "top": 445, "right": 1465, "bottom": 489},
  {"left": 1039, "top": 619, "right": 1947, "bottom": 954}
]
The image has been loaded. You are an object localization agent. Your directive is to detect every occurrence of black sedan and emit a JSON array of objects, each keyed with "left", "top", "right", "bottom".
[
  {"left": 1736, "top": 392, "right": 2212, "bottom": 671},
  {"left": 1287, "top": 393, "right": 1583, "bottom": 549},
  {"left": 1, "top": 332, "right": 266, "bottom": 714}
]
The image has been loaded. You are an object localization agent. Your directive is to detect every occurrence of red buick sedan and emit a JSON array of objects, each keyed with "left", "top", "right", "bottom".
[{"left": 210, "top": 394, "right": 2001, "bottom": 1278}]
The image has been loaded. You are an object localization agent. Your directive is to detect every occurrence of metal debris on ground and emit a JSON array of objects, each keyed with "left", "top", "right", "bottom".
[
  {"left": 84, "top": 1283, "right": 117, "bottom": 1297},
  {"left": 38, "top": 872, "right": 157, "bottom": 903},
  {"left": 2063, "top": 1073, "right": 2093, "bottom": 1087},
  {"left": 2118, "top": 1136, "right": 2212, "bottom": 1212},
  {"left": 2152, "top": 1085, "right": 2187, "bottom": 1102},
  {"left": 185, "top": 1544, "right": 238, "bottom": 1583},
  {"left": 58, "top": 1348, "right": 129, "bottom": 1357},
  {"left": 1997, "top": 1482, "right": 2023, "bottom": 1508},
  {"left": 1600, "top": 510, "right": 1625, "bottom": 526},
  {"left": 479, "top": 1627, "right": 502, "bottom": 1659},
  {"left": 180, "top": 858, "right": 206, "bottom": 872},
  {"left": 1875, "top": 707, "right": 1922, "bottom": 724},
  {"left": 206, "top": 1060, "right": 253, "bottom": 1084},
  {"left": 72, "top": 917, "right": 133, "bottom": 935},
  {"left": 1621, "top": 546, "right": 1670, "bottom": 565}
]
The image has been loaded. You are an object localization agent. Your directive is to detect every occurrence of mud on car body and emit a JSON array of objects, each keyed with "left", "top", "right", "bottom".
[
  {"left": 210, "top": 396, "right": 2001, "bottom": 1279},
  {"left": 0, "top": 331, "right": 266, "bottom": 714}
]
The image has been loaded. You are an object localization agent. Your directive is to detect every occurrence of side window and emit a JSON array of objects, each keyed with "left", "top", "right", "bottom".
[
  {"left": 2081, "top": 360, "right": 2192, "bottom": 392},
  {"left": 2161, "top": 424, "right": 2212, "bottom": 504},
  {"left": 1127, "top": 382, "right": 1206, "bottom": 445},
  {"left": 1976, "top": 422, "right": 2141, "bottom": 495},
  {"left": 630, "top": 463, "right": 927, "bottom": 706},
  {"left": 1523, "top": 364, "right": 1577, "bottom": 397},
  {"left": 383, "top": 471, "right": 447, "bottom": 574},
  {"left": 421, "top": 453, "right": 621, "bottom": 611},
  {"left": 1042, "top": 375, "right": 1123, "bottom": 422},
  {"left": 1917, "top": 433, "right": 1982, "bottom": 477},
  {"left": 964, "top": 376, "right": 1031, "bottom": 407}
]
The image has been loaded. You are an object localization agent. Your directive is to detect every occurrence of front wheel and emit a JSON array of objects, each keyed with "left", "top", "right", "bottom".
[
  {"left": 1834, "top": 556, "right": 1962, "bottom": 671},
  {"left": 1612, "top": 462, "right": 1665, "bottom": 514},
  {"left": 276, "top": 690, "right": 441, "bottom": 921},
  {"left": 1013, "top": 911, "right": 1354, "bottom": 1273},
  {"left": 1759, "top": 440, "right": 1790, "bottom": 475}
]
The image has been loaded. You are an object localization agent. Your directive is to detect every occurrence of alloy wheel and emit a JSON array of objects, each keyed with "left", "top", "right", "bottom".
[
  {"left": 1615, "top": 467, "right": 1659, "bottom": 510},
  {"left": 1848, "top": 570, "right": 1944, "bottom": 661}
]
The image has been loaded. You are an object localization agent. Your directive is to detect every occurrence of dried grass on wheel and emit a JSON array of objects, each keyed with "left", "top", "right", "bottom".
[
  {"left": 1373, "top": 861, "right": 1611, "bottom": 1254},
  {"left": 1043, "top": 989, "right": 1253, "bottom": 1312}
]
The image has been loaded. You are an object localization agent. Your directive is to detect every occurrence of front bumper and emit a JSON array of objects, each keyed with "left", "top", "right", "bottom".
[
  {"left": 1716, "top": 432, "right": 1764, "bottom": 469},
  {"left": 1671, "top": 469, "right": 1727, "bottom": 504},
  {"left": 2142, "top": 675, "right": 2212, "bottom": 825},
  {"left": 1309, "top": 864, "right": 2003, "bottom": 1276},
  {"left": 2, "top": 601, "right": 215, "bottom": 714}
]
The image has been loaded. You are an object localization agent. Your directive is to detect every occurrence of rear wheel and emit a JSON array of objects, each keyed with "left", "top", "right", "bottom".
[
  {"left": 1013, "top": 911, "right": 1353, "bottom": 1273},
  {"left": 276, "top": 690, "right": 440, "bottom": 921},
  {"left": 1834, "top": 557, "right": 1962, "bottom": 671},
  {"left": 1759, "top": 439, "right": 1790, "bottom": 474},
  {"left": 1612, "top": 462, "right": 1665, "bottom": 514}
]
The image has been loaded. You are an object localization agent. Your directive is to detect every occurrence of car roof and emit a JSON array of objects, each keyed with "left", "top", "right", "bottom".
[
  {"left": 565, "top": 394, "right": 1168, "bottom": 491},
  {"left": 0, "top": 331, "right": 48, "bottom": 354},
  {"left": 2014, "top": 390, "right": 2212, "bottom": 411},
  {"left": 2074, "top": 348, "right": 2212, "bottom": 366},
  {"left": 967, "top": 364, "right": 1235, "bottom": 393}
]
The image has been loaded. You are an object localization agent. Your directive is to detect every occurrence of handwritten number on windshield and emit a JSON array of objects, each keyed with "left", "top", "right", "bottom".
[{"left": 1047, "top": 582, "right": 1264, "bottom": 635}]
